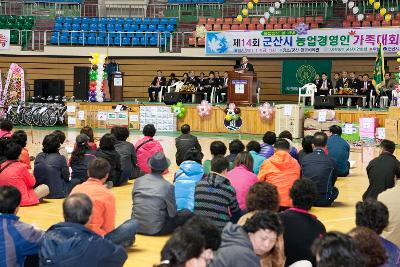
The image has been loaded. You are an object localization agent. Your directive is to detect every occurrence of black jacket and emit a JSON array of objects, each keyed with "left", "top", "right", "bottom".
[
  {"left": 96, "top": 148, "right": 124, "bottom": 186},
  {"left": 39, "top": 222, "right": 127, "bottom": 267},
  {"left": 204, "top": 78, "right": 219, "bottom": 89},
  {"left": 363, "top": 152, "right": 400, "bottom": 200},
  {"left": 188, "top": 76, "right": 198, "bottom": 85},
  {"left": 240, "top": 63, "right": 254, "bottom": 72},
  {"left": 167, "top": 78, "right": 179, "bottom": 87},
  {"left": 359, "top": 80, "right": 375, "bottom": 95},
  {"left": 197, "top": 78, "right": 207, "bottom": 88},
  {"left": 150, "top": 76, "right": 166, "bottom": 87},
  {"left": 335, "top": 78, "right": 350, "bottom": 89},
  {"left": 175, "top": 133, "right": 202, "bottom": 166},
  {"left": 317, "top": 79, "right": 333, "bottom": 90}
]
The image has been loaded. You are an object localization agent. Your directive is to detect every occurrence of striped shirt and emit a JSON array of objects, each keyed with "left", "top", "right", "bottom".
[{"left": 194, "top": 172, "right": 241, "bottom": 230}]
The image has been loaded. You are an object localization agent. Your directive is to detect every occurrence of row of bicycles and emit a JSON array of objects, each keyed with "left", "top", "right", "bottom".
[{"left": 4, "top": 96, "right": 75, "bottom": 127}]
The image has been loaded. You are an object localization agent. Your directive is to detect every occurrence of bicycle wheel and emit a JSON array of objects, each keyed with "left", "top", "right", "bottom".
[
  {"left": 17, "top": 107, "right": 27, "bottom": 126},
  {"left": 42, "top": 108, "right": 58, "bottom": 127},
  {"left": 32, "top": 108, "right": 43, "bottom": 126},
  {"left": 23, "top": 108, "right": 34, "bottom": 125},
  {"left": 7, "top": 106, "right": 18, "bottom": 125}
]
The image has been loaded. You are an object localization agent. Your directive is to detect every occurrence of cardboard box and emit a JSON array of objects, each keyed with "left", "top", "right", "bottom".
[
  {"left": 341, "top": 123, "right": 360, "bottom": 141},
  {"left": 385, "top": 119, "right": 398, "bottom": 143},
  {"left": 389, "top": 107, "right": 400, "bottom": 120},
  {"left": 312, "top": 109, "right": 336, "bottom": 121},
  {"left": 359, "top": 117, "right": 378, "bottom": 133},
  {"left": 275, "top": 104, "right": 304, "bottom": 138},
  {"left": 129, "top": 112, "right": 140, "bottom": 130},
  {"left": 66, "top": 103, "right": 79, "bottom": 117}
]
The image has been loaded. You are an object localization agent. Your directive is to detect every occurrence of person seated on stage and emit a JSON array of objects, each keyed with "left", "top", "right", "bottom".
[
  {"left": 280, "top": 178, "right": 326, "bottom": 266},
  {"left": 188, "top": 70, "right": 198, "bottom": 85},
  {"left": 313, "top": 73, "right": 320, "bottom": 88},
  {"left": 216, "top": 71, "right": 229, "bottom": 103},
  {"left": 246, "top": 140, "right": 266, "bottom": 175},
  {"left": 133, "top": 152, "right": 191, "bottom": 236},
  {"left": 349, "top": 71, "right": 361, "bottom": 90},
  {"left": 359, "top": 74, "right": 376, "bottom": 107},
  {"left": 239, "top": 56, "right": 254, "bottom": 72},
  {"left": 0, "top": 141, "right": 49, "bottom": 206},
  {"left": 317, "top": 73, "right": 333, "bottom": 96},
  {"left": 71, "top": 158, "right": 138, "bottom": 247},
  {"left": 12, "top": 130, "right": 31, "bottom": 169},
  {"left": 135, "top": 124, "right": 164, "bottom": 174},
  {"left": 96, "top": 133, "right": 124, "bottom": 187},
  {"left": 194, "top": 155, "right": 241, "bottom": 230},
  {"left": 181, "top": 72, "right": 190, "bottom": 85},
  {"left": 355, "top": 199, "right": 400, "bottom": 266},
  {"left": 380, "top": 72, "right": 396, "bottom": 103},
  {"left": 258, "top": 139, "right": 301, "bottom": 210},
  {"left": 34, "top": 134, "right": 72, "bottom": 198},
  {"left": 111, "top": 126, "right": 137, "bottom": 181},
  {"left": 301, "top": 132, "right": 339, "bottom": 207},
  {"left": 197, "top": 72, "right": 207, "bottom": 91},
  {"left": 335, "top": 70, "right": 349, "bottom": 90},
  {"left": 40, "top": 193, "right": 128, "bottom": 267},
  {"left": 53, "top": 130, "right": 68, "bottom": 163},
  {"left": 202, "top": 71, "right": 218, "bottom": 102},
  {"left": 166, "top": 73, "right": 180, "bottom": 93},
  {"left": 363, "top": 139, "right": 400, "bottom": 201},
  {"left": 203, "top": 140, "right": 232, "bottom": 175},
  {"left": 175, "top": 124, "right": 202, "bottom": 166},
  {"left": 327, "top": 125, "right": 350, "bottom": 177},
  {"left": 0, "top": 119, "right": 13, "bottom": 139},
  {"left": 298, "top": 135, "right": 313, "bottom": 163},
  {"left": 332, "top": 72, "right": 340, "bottom": 91},
  {"left": 81, "top": 126, "right": 97, "bottom": 150},
  {"left": 226, "top": 139, "right": 245, "bottom": 164},
  {"left": 260, "top": 131, "right": 276, "bottom": 159},
  {"left": 279, "top": 130, "right": 298, "bottom": 159},
  {"left": 0, "top": 186, "right": 44, "bottom": 267},
  {"left": 148, "top": 70, "right": 167, "bottom": 102}
]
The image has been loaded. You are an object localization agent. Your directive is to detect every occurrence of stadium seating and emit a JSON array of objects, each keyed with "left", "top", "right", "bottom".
[
  {"left": 0, "top": 15, "right": 35, "bottom": 45},
  {"left": 168, "top": 0, "right": 224, "bottom": 4},
  {"left": 51, "top": 16, "right": 177, "bottom": 46},
  {"left": 342, "top": 13, "right": 400, "bottom": 27}
]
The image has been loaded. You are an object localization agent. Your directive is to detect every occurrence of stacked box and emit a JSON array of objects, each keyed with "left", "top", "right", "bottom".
[
  {"left": 385, "top": 119, "right": 399, "bottom": 143},
  {"left": 341, "top": 123, "right": 360, "bottom": 141},
  {"left": 275, "top": 104, "right": 304, "bottom": 138},
  {"left": 359, "top": 117, "right": 379, "bottom": 143},
  {"left": 129, "top": 112, "right": 140, "bottom": 130},
  {"left": 139, "top": 106, "right": 176, "bottom": 132}
]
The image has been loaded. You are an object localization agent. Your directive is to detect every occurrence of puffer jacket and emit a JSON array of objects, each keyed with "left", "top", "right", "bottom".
[
  {"left": 135, "top": 136, "right": 164, "bottom": 174},
  {"left": 174, "top": 160, "right": 204, "bottom": 211},
  {"left": 39, "top": 222, "right": 127, "bottom": 267},
  {"left": 96, "top": 148, "right": 124, "bottom": 186}
]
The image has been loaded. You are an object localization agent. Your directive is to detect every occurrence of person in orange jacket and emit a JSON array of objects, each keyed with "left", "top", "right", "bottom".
[{"left": 258, "top": 139, "right": 300, "bottom": 210}]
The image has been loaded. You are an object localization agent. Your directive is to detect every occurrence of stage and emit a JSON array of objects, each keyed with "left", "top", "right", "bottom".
[{"left": 66, "top": 102, "right": 390, "bottom": 135}]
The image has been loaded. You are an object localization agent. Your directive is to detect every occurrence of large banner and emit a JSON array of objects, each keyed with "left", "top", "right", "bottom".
[
  {"left": 0, "top": 30, "right": 10, "bottom": 50},
  {"left": 205, "top": 27, "right": 400, "bottom": 56},
  {"left": 281, "top": 60, "right": 332, "bottom": 94}
]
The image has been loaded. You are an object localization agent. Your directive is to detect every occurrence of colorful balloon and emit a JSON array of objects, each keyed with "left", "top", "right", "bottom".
[
  {"left": 385, "top": 13, "right": 392, "bottom": 21},
  {"left": 237, "top": 14, "right": 243, "bottom": 22},
  {"left": 374, "top": 2, "right": 380, "bottom": 10},
  {"left": 380, "top": 7, "right": 387, "bottom": 16},
  {"left": 368, "top": 0, "right": 374, "bottom": 4},
  {"left": 247, "top": 2, "right": 254, "bottom": 9},
  {"left": 241, "top": 8, "right": 248, "bottom": 16}
]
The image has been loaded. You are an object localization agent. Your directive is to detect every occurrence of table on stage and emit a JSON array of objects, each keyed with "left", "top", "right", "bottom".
[{"left": 327, "top": 95, "right": 366, "bottom": 107}]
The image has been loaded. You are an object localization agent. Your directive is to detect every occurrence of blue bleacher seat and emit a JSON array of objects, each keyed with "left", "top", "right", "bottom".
[
  {"left": 150, "top": 37, "right": 158, "bottom": 46},
  {"left": 99, "top": 17, "right": 108, "bottom": 23},
  {"left": 126, "top": 32, "right": 134, "bottom": 38},
  {"left": 157, "top": 25, "right": 165, "bottom": 32},
  {"left": 63, "top": 23, "right": 71, "bottom": 30},
  {"left": 72, "top": 23, "right": 80, "bottom": 31},
  {"left": 115, "top": 24, "right": 123, "bottom": 32},
  {"left": 90, "top": 24, "right": 98, "bottom": 31},
  {"left": 160, "top": 37, "right": 166, "bottom": 46},
  {"left": 132, "top": 24, "right": 139, "bottom": 31},
  {"left": 124, "top": 24, "right": 132, "bottom": 31},
  {"left": 55, "top": 17, "right": 64, "bottom": 23},
  {"left": 64, "top": 17, "right": 73, "bottom": 23},
  {"left": 132, "top": 37, "right": 139, "bottom": 46},
  {"left": 78, "top": 36, "right": 86, "bottom": 45},
  {"left": 50, "top": 35, "right": 59, "bottom": 45},
  {"left": 73, "top": 17, "right": 81, "bottom": 24},
  {"left": 114, "top": 37, "right": 122, "bottom": 46},
  {"left": 61, "top": 31, "right": 70, "bottom": 37},
  {"left": 166, "top": 24, "right": 174, "bottom": 32},
  {"left": 88, "top": 36, "right": 96, "bottom": 45},
  {"left": 143, "top": 18, "right": 151, "bottom": 25},
  {"left": 109, "top": 32, "right": 117, "bottom": 39},
  {"left": 135, "top": 32, "right": 144, "bottom": 38},
  {"left": 88, "top": 32, "right": 97, "bottom": 38},
  {"left": 169, "top": 18, "right": 178, "bottom": 25},
  {"left": 71, "top": 36, "right": 78, "bottom": 44},
  {"left": 160, "top": 18, "right": 169, "bottom": 25},
  {"left": 60, "top": 35, "right": 69, "bottom": 44},
  {"left": 117, "top": 18, "right": 125, "bottom": 24},
  {"left": 98, "top": 32, "right": 107, "bottom": 38},
  {"left": 82, "top": 17, "right": 90, "bottom": 24},
  {"left": 90, "top": 17, "right": 99, "bottom": 24},
  {"left": 98, "top": 23, "right": 106, "bottom": 32},
  {"left": 54, "top": 23, "right": 63, "bottom": 31},
  {"left": 71, "top": 32, "right": 79, "bottom": 38},
  {"left": 139, "top": 24, "right": 147, "bottom": 31},
  {"left": 122, "top": 37, "right": 131, "bottom": 46},
  {"left": 148, "top": 24, "right": 156, "bottom": 32},
  {"left": 126, "top": 18, "right": 134, "bottom": 24},
  {"left": 134, "top": 18, "right": 143, "bottom": 25},
  {"left": 81, "top": 23, "right": 89, "bottom": 31},
  {"left": 107, "top": 24, "right": 115, "bottom": 31},
  {"left": 108, "top": 18, "right": 117, "bottom": 25},
  {"left": 151, "top": 18, "right": 159, "bottom": 25},
  {"left": 97, "top": 37, "right": 105, "bottom": 45}
]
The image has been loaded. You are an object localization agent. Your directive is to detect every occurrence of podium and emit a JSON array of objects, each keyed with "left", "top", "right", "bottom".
[
  {"left": 111, "top": 72, "right": 124, "bottom": 102},
  {"left": 228, "top": 70, "right": 257, "bottom": 105}
]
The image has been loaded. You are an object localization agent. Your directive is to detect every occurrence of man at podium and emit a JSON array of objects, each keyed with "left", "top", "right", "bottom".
[{"left": 239, "top": 56, "right": 254, "bottom": 72}]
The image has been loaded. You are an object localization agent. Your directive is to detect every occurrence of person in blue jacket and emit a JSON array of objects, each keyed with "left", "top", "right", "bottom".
[
  {"left": 174, "top": 148, "right": 204, "bottom": 212},
  {"left": 327, "top": 125, "right": 350, "bottom": 177}
]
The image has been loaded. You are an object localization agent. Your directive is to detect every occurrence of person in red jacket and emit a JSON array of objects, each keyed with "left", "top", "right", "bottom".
[
  {"left": 135, "top": 124, "right": 164, "bottom": 174},
  {"left": 0, "top": 141, "right": 49, "bottom": 206}
]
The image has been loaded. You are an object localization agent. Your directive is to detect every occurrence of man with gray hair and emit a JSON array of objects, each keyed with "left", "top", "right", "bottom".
[{"left": 39, "top": 193, "right": 127, "bottom": 267}]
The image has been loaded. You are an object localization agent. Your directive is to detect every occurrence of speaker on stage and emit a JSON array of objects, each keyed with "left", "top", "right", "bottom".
[
  {"left": 314, "top": 96, "right": 335, "bottom": 109},
  {"left": 74, "top": 66, "right": 90, "bottom": 101},
  {"left": 34, "top": 79, "right": 65, "bottom": 98},
  {"left": 164, "top": 92, "right": 181, "bottom": 105}
]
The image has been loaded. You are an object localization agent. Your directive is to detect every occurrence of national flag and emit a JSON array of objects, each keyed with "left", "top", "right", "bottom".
[{"left": 372, "top": 43, "right": 385, "bottom": 92}]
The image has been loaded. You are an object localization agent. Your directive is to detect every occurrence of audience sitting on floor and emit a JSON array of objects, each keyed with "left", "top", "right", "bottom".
[
  {"left": 39, "top": 193, "right": 127, "bottom": 267},
  {"left": 132, "top": 152, "right": 191, "bottom": 236},
  {"left": 12, "top": 130, "right": 31, "bottom": 169},
  {"left": 348, "top": 226, "right": 389, "bottom": 267},
  {"left": 111, "top": 126, "right": 139, "bottom": 180},
  {"left": 0, "top": 119, "right": 13, "bottom": 138},
  {"left": 246, "top": 140, "right": 266, "bottom": 175},
  {"left": 69, "top": 134, "right": 97, "bottom": 187},
  {"left": 203, "top": 140, "right": 232, "bottom": 175},
  {"left": 174, "top": 148, "right": 204, "bottom": 212},
  {"left": 211, "top": 210, "right": 283, "bottom": 267},
  {"left": 53, "top": 130, "right": 68, "bottom": 162},
  {"left": 194, "top": 155, "right": 241, "bottom": 230},
  {"left": 297, "top": 135, "right": 313, "bottom": 163},
  {"left": 71, "top": 158, "right": 137, "bottom": 247},
  {"left": 96, "top": 133, "right": 124, "bottom": 187},
  {"left": 279, "top": 131, "right": 298, "bottom": 160},
  {"left": 260, "top": 131, "right": 276, "bottom": 159},
  {"left": 280, "top": 178, "right": 326, "bottom": 266},
  {"left": 355, "top": 199, "right": 400, "bottom": 266},
  {"left": 226, "top": 139, "right": 245, "bottom": 164},
  {"left": 258, "top": 139, "right": 301, "bottom": 209},
  {"left": 135, "top": 124, "right": 164, "bottom": 174},
  {"left": 237, "top": 182, "right": 285, "bottom": 267},
  {"left": 378, "top": 175, "right": 400, "bottom": 246},
  {"left": 0, "top": 140, "right": 49, "bottom": 206},
  {"left": 327, "top": 125, "right": 350, "bottom": 177},
  {"left": 312, "top": 232, "right": 366, "bottom": 267},
  {"left": 227, "top": 152, "right": 258, "bottom": 210},
  {"left": 80, "top": 126, "right": 97, "bottom": 150},
  {"left": 34, "top": 134, "right": 72, "bottom": 198},
  {"left": 301, "top": 132, "right": 339, "bottom": 207},
  {"left": 0, "top": 185, "right": 44, "bottom": 267},
  {"left": 363, "top": 139, "right": 400, "bottom": 200},
  {"left": 175, "top": 124, "right": 202, "bottom": 166}
]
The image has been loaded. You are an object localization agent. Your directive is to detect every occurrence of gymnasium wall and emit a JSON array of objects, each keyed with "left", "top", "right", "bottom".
[{"left": 0, "top": 55, "right": 397, "bottom": 102}]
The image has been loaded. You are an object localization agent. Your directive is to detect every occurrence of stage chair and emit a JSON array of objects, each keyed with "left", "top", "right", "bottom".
[
  {"left": 243, "top": 18, "right": 251, "bottom": 25},
  {"left": 287, "top": 17, "right": 296, "bottom": 24},
  {"left": 369, "top": 90, "right": 376, "bottom": 108},
  {"left": 157, "top": 86, "right": 167, "bottom": 102},
  {"left": 298, "top": 83, "right": 317, "bottom": 106},
  {"left": 371, "top": 20, "right": 381, "bottom": 27},
  {"left": 248, "top": 24, "right": 256, "bottom": 30},
  {"left": 210, "top": 87, "right": 217, "bottom": 104},
  {"left": 256, "top": 80, "right": 261, "bottom": 104},
  {"left": 224, "top": 18, "right": 233, "bottom": 24},
  {"left": 382, "top": 20, "right": 391, "bottom": 27},
  {"left": 269, "top": 17, "right": 278, "bottom": 24},
  {"left": 342, "top": 21, "right": 351, "bottom": 28},
  {"left": 375, "top": 14, "right": 383, "bottom": 21},
  {"left": 392, "top": 19, "right": 400, "bottom": 26},
  {"left": 216, "top": 18, "right": 223, "bottom": 24},
  {"left": 239, "top": 23, "right": 247, "bottom": 30},
  {"left": 380, "top": 96, "right": 389, "bottom": 108},
  {"left": 222, "top": 24, "right": 230, "bottom": 31},
  {"left": 278, "top": 17, "right": 286, "bottom": 24},
  {"left": 198, "top": 17, "right": 206, "bottom": 25}
]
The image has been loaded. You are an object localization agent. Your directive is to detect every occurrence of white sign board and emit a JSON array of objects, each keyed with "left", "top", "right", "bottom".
[
  {"left": 0, "top": 30, "right": 10, "bottom": 50},
  {"left": 317, "top": 110, "right": 327, "bottom": 122},
  {"left": 114, "top": 77, "right": 123, "bottom": 86}
]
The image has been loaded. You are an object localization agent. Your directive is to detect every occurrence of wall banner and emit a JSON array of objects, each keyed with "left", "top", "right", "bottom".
[{"left": 205, "top": 27, "right": 400, "bottom": 56}]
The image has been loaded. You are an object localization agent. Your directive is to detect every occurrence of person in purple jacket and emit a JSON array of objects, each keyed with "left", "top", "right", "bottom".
[{"left": 260, "top": 131, "right": 276, "bottom": 159}]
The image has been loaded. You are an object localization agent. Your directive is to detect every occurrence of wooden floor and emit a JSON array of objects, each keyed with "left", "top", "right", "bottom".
[{"left": 16, "top": 127, "right": 386, "bottom": 267}]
